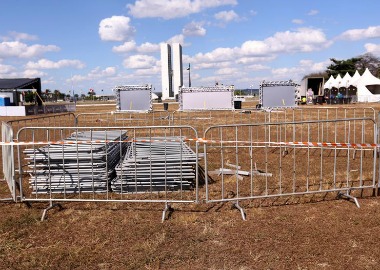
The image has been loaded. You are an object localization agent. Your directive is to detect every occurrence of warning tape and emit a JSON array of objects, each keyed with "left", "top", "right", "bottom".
[{"left": 0, "top": 138, "right": 378, "bottom": 149}]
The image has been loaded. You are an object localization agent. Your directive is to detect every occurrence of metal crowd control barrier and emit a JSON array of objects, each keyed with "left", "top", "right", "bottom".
[
  {"left": 172, "top": 107, "right": 376, "bottom": 136},
  {"left": 5, "top": 113, "right": 76, "bottom": 141},
  {"left": 1, "top": 113, "right": 76, "bottom": 201},
  {"left": 202, "top": 118, "right": 377, "bottom": 220},
  {"left": 15, "top": 125, "right": 199, "bottom": 221},
  {"left": 1, "top": 122, "right": 16, "bottom": 201},
  {"left": 75, "top": 111, "right": 172, "bottom": 127}
]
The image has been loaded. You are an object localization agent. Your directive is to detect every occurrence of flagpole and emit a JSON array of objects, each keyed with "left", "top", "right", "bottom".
[{"left": 187, "top": 63, "right": 191, "bottom": 87}]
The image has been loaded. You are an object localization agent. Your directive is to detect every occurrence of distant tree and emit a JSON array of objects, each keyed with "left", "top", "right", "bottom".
[
  {"left": 24, "top": 91, "right": 34, "bottom": 103},
  {"left": 355, "top": 53, "right": 380, "bottom": 77},
  {"left": 326, "top": 53, "right": 380, "bottom": 78},
  {"left": 326, "top": 57, "right": 361, "bottom": 77},
  {"left": 234, "top": 90, "right": 246, "bottom": 95}
]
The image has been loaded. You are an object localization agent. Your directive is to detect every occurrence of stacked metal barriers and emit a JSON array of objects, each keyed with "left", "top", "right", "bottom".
[
  {"left": 112, "top": 137, "right": 198, "bottom": 193},
  {"left": 24, "top": 130, "right": 128, "bottom": 194}
]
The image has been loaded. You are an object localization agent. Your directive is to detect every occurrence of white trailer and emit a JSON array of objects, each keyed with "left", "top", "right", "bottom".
[{"left": 298, "top": 77, "right": 325, "bottom": 102}]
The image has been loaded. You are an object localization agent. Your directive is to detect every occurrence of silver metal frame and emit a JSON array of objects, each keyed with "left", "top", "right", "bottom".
[
  {"left": 113, "top": 84, "right": 153, "bottom": 112},
  {"left": 203, "top": 118, "right": 377, "bottom": 219},
  {"left": 179, "top": 86, "right": 234, "bottom": 111},
  {"left": 259, "top": 80, "right": 298, "bottom": 110},
  {"left": 15, "top": 126, "right": 199, "bottom": 221}
]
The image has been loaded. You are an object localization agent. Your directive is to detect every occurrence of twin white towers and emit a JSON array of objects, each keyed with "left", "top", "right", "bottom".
[{"left": 160, "top": 43, "right": 183, "bottom": 100}]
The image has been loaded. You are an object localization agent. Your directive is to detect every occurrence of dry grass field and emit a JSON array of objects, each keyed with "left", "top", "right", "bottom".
[{"left": 1, "top": 100, "right": 380, "bottom": 269}]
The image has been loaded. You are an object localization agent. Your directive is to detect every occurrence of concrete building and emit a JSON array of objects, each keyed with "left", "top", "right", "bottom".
[
  {"left": 160, "top": 43, "right": 172, "bottom": 100},
  {"left": 172, "top": 43, "right": 183, "bottom": 97},
  {"left": 161, "top": 43, "right": 183, "bottom": 100}
]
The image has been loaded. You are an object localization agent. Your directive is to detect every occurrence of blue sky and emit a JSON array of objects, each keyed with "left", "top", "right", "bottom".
[{"left": 0, "top": 0, "right": 379, "bottom": 95}]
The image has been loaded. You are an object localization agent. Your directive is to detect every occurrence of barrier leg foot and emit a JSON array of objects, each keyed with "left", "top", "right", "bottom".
[
  {"left": 233, "top": 201, "right": 246, "bottom": 221},
  {"left": 41, "top": 202, "right": 63, "bottom": 221},
  {"left": 338, "top": 191, "right": 360, "bottom": 208},
  {"left": 161, "top": 203, "right": 173, "bottom": 223}
]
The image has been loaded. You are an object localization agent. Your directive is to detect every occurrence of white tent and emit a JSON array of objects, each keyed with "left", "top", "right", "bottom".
[
  {"left": 356, "top": 68, "right": 380, "bottom": 102},
  {"left": 331, "top": 74, "right": 343, "bottom": 89},
  {"left": 350, "top": 70, "right": 361, "bottom": 87},
  {"left": 341, "top": 72, "right": 352, "bottom": 88},
  {"left": 324, "top": 75, "right": 335, "bottom": 89}
]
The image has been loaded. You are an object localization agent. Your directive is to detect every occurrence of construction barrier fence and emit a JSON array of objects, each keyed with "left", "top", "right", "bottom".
[{"left": 0, "top": 107, "right": 379, "bottom": 220}]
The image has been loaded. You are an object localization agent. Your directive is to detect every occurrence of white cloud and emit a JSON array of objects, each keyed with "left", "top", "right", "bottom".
[
  {"left": 99, "top": 16, "right": 135, "bottom": 41},
  {"left": 247, "top": 64, "right": 270, "bottom": 71},
  {"left": 308, "top": 10, "right": 319, "bottom": 16},
  {"left": 215, "top": 67, "right": 239, "bottom": 75},
  {"left": 183, "top": 28, "right": 331, "bottom": 87},
  {"left": 8, "top": 31, "right": 38, "bottom": 41},
  {"left": 194, "top": 47, "right": 238, "bottom": 63},
  {"left": 192, "top": 61, "right": 230, "bottom": 70},
  {"left": 87, "top": 66, "right": 117, "bottom": 78},
  {"left": 70, "top": 66, "right": 117, "bottom": 83},
  {"left": 25, "top": 59, "right": 85, "bottom": 69},
  {"left": 138, "top": 42, "right": 160, "bottom": 53},
  {"left": 241, "top": 28, "right": 331, "bottom": 56},
  {"left": 23, "top": 69, "right": 47, "bottom": 77},
  {"left": 127, "top": 0, "right": 237, "bottom": 19},
  {"left": 0, "top": 63, "right": 16, "bottom": 74},
  {"left": 0, "top": 32, "right": 36, "bottom": 42},
  {"left": 0, "top": 41, "right": 60, "bottom": 58},
  {"left": 292, "top": 19, "right": 304, "bottom": 25},
  {"left": 214, "top": 10, "right": 239, "bottom": 22},
  {"left": 134, "top": 65, "right": 160, "bottom": 76},
  {"left": 123, "top": 54, "right": 157, "bottom": 69},
  {"left": 365, "top": 43, "right": 380, "bottom": 56},
  {"left": 183, "top": 21, "right": 206, "bottom": 36},
  {"left": 167, "top": 34, "right": 187, "bottom": 45},
  {"left": 339, "top": 26, "right": 380, "bottom": 41},
  {"left": 236, "top": 56, "right": 276, "bottom": 64},
  {"left": 271, "top": 59, "right": 329, "bottom": 80},
  {"left": 113, "top": 41, "right": 160, "bottom": 54},
  {"left": 112, "top": 41, "right": 137, "bottom": 53}
]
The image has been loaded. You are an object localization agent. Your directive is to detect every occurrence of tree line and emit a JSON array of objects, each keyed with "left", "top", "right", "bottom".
[{"left": 304, "top": 52, "right": 380, "bottom": 79}]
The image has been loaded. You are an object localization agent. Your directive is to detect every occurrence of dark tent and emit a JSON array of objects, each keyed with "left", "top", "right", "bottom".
[{"left": 0, "top": 78, "right": 42, "bottom": 106}]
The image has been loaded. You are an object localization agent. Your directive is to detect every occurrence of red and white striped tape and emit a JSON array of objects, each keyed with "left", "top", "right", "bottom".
[{"left": 0, "top": 138, "right": 378, "bottom": 149}]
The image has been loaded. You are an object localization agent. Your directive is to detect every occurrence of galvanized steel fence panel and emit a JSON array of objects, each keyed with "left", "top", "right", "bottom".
[
  {"left": 171, "top": 107, "right": 376, "bottom": 137},
  {"left": 202, "top": 118, "right": 377, "bottom": 205},
  {"left": 16, "top": 126, "right": 199, "bottom": 204}
]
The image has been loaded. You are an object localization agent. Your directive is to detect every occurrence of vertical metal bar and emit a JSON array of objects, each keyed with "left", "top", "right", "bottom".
[
  {"left": 75, "top": 129, "right": 81, "bottom": 198},
  {"left": 249, "top": 126, "right": 254, "bottom": 197},
  {"left": 105, "top": 130, "right": 109, "bottom": 200},
  {"left": 204, "top": 132, "right": 209, "bottom": 202},
  {"left": 61, "top": 128, "right": 66, "bottom": 199},
  {"left": 134, "top": 128, "right": 137, "bottom": 193},
  {"left": 179, "top": 128, "right": 183, "bottom": 199},
  {"left": 220, "top": 126, "right": 224, "bottom": 199},
  {"left": 149, "top": 128, "right": 153, "bottom": 194},
  {"left": 90, "top": 129, "right": 94, "bottom": 199},
  {"left": 235, "top": 126, "right": 239, "bottom": 200},
  {"left": 333, "top": 119, "right": 337, "bottom": 190}
]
